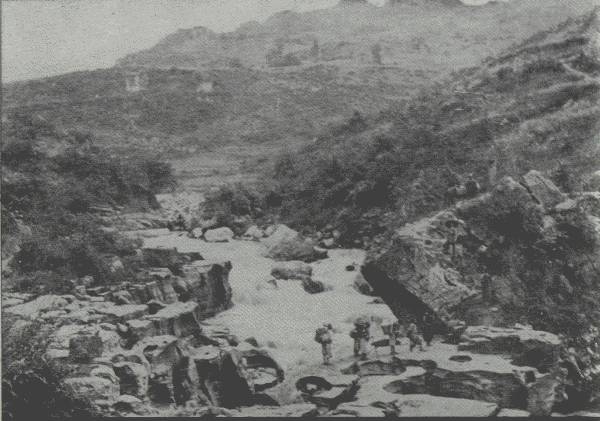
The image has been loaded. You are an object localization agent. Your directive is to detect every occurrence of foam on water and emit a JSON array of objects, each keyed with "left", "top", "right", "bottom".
[{"left": 143, "top": 233, "right": 395, "bottom": 369}]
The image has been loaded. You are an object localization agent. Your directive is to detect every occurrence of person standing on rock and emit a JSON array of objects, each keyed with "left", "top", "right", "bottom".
[
  {"left": 350, "top": 326, "right": 361, "bottom": 357},
  {"left": 443, "top": 218, "right": 460, "bottom": 260},
  {"left": 351, "top": 317, "right": 371, "bottom": 360},
  {"left": 315, "top": 323, "right": 334, "bottom": 365},
  {"left": 421, "top": 311, "right": 436, "bottom": 347},
  {"left": 407, "top": 320, "right": 425, "bottom": 352},
  {"left": 382, "top": 320, "right": 402, "bottom": 355}
]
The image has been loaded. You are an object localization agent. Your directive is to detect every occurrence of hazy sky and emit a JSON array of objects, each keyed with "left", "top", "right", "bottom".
[{"left": 2, "top": 0, "right": 499, "bottom": 83}]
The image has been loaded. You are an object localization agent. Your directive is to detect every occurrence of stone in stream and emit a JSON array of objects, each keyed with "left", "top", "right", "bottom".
[
  {"left": 243, "top": 225, "right": 265, "bottom": 241},
  {"left": 271, "top": 261, "right": 312, "bottom": 280},
  {"left": 302, "top": 278, "right": 327, "bottom": 294},
  {"left": 262, "top": 224, "right": 326, "bottom": 262},
  {"left": 204, "top": 227, "right": 234, "bottom": 242}
]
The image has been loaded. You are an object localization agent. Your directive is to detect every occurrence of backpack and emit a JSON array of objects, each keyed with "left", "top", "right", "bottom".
[{"left": 315, "top": 327, "right": 329, "bottom": 344}]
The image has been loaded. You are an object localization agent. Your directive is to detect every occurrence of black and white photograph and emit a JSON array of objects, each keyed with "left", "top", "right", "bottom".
[{"left": 1, "top": 0, "right": 600, "bottom": 418}]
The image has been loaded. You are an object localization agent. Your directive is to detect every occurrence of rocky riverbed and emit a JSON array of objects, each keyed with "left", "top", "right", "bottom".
[{"left": 3, "top": 226, "right": 599, "bottom": 417}]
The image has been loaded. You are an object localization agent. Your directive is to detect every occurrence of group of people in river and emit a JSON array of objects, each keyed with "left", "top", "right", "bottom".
[{"left": 314, "top": 312, "right": 438, "bottom": 365}]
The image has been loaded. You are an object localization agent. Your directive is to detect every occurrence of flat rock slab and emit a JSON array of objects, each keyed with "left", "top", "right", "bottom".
[
  {"left": 390, "top": 394, "right": 498, "bottom": 417},
  {"left": 96, "top": 304, "right": 149, "bottom": 322},
  {"left": 233, "top": 404, "right": 318, "bottom": 417},
  {"left": 4, "top": 295, "right": 69, "bottom": 318}
]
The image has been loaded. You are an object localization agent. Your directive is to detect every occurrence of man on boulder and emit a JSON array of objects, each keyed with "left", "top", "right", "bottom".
[
  {"left": 443, "top": 218, "right": 460, "bottom": 260},
  {"left": 315, "top": 323, "right": 334, "bottom": 365}
]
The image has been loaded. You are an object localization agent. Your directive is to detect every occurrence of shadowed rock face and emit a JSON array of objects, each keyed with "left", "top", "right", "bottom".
[
  {"left": 192, "top": 345, "right": 285, "bottom": 408},
  {"left": 363, "top": 172, "right": 600, "bottom": 340},
  {"left": 362, "top": 209, "right": 477, "bottom": 325},
  {"left": 296, "top": 374, "right": 360, "bottom": 409}
]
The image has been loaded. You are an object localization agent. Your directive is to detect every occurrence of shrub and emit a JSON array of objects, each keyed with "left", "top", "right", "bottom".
[{"left": 2, "top": 320, "right": 99, "bottom": 420}]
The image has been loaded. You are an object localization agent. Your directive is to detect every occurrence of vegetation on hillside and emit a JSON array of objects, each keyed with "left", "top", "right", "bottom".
[
  {"left": 203, "top": 9, "right": 600, "bottom": 246},
  {"left": 1, "top": 113, "right": 176, "bottom": 293},
  {"left": 2, "top": 319, "right": 99, "bottom": 420}
]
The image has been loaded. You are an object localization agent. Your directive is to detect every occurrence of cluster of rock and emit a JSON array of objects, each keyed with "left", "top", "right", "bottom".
[
  {"left": 188, "top": 222, "right": 329, "bottom": 263},
  {"left": 2, "top": 248, "right": 286, "bottom": 416},
  {"left": 270, "top": 261, "right": 328, "bottom": 294},
  {"left": 363, "top": 170, "right": 600, "bottom": 323},
  {"left": 361, "top": 170, "right": 600, "bottom": 412}
]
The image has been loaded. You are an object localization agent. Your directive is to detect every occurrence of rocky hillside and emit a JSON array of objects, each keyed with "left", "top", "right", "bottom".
[
  {"left": 234, "top": 7, "right": 600, "bottom": 245},
  {"left": 118, "top": 0, "right": 595, "bottom": 72},
  {"left": 2, "top": 0, "right": 596, "bottom": 192}
]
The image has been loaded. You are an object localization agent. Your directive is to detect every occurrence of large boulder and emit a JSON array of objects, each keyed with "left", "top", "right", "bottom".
[
  {"left": 204, "top": 227, "right": 234, "bottom": 242},
  {"left": 47, "top": 324, "right": 122, "bottom": 360},
  {"left": 64, "top": 376, "right": 120, "bottom": 402},
  {"left": 144, "top": 301, "right": 203, "bottom": 337},
  {"left": 129, "top": 335, "right": 185, "bottom": 404},
  {"left": 262, "top": 224, "right": 324, "bottom": 262},
  {"left": 271, "top": 261, "right": 312, "bottom": 281},
  {"left": 362, "top": 210, "right": 477, "bottom": 324},
  {"left": 191, "top": 344, "right": 284, "bottom": 408},
  {"left": 179, "top": 261, "right": 233, "bottom": 318},
  {"left": 522, "top": 170, "right": 566, "bottom": 209},
  {"left": 242, "top": 225, "right": 265, "bottom": 241}
]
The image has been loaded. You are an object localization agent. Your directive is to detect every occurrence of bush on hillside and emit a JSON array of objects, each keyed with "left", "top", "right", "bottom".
[
  {"left": 2, "top": 320, "right": 99, "bottom": 420},
  {"left": 1, "top": 115, "right": 171, "bottom": 292}
]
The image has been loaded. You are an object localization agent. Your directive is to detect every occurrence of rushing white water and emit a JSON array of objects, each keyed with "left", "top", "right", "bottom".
[{"left": 143, "top": 233, "right": 395, "bottom": 371}]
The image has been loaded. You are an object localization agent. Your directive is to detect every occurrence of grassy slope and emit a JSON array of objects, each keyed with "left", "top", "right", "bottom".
[
  {"left": 249, "top": 8, "right": 600, "bottom": 244},
  {"left": 2, "top": 0, "right": 596, "bottom": 193}
]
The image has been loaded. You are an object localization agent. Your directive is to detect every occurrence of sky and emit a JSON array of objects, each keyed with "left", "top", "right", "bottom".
[{"left": 2, "top": 0, "right": 500, "bottom": 83}]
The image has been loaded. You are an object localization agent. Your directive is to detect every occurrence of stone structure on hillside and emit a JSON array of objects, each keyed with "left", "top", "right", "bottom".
[{"left": 124, "top": 70, "right": 149, "bottom": 93}]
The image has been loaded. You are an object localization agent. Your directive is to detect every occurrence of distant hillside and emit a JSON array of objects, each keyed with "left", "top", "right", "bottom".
[
  {"left": 211, "top": 8, "right": 600, "bottom": 244},
  {"left": 2, "top": 0, "right": 597, "bottom": 192},
  {"left": 117, "top": 0, "right": 595, "bottom": 72}
]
